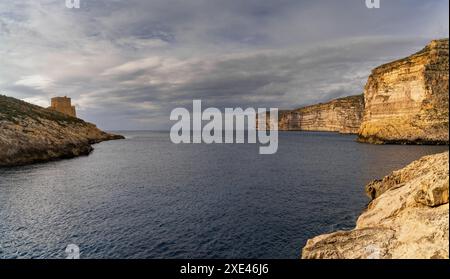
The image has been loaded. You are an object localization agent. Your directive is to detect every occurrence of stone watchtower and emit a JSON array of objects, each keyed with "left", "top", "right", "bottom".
[{"left": 50, "top": 96, "right": 77, "bottom": 117}]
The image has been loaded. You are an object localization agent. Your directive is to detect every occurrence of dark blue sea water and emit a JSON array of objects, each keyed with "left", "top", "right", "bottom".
[{"left": 0, "top": 131, "right": 447, "bottom": 259}]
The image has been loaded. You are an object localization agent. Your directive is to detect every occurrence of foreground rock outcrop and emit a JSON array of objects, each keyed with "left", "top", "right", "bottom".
[
  {"left": 358, "top": 39, "right": 449, "bottom": 144},
  {"left": 0, "top": 95, "right": 124, "bottom": 167},
  {"left": 278, "top": 95, "right": 364, "bottom": 134},
  {"left": 302, "top": 151, "right": 449, "bottom": 259}
]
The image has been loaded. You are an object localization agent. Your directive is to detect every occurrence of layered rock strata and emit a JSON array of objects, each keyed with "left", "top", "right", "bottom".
[
  {"left": 279, "top": 95, "right": 364, "bottom": 134},
  {"left": 358, "top": 39, "right": 449, "bottom": 144}
]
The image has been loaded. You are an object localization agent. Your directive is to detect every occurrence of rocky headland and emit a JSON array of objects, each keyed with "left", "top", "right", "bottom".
[
  {"left": 0, "top": 95, "right": 124, "bottom": 167},
  {"left": 279, "top": 94, "right": 364, "bottom": 134},
  {"left": 302, "top": 151, "right": 449, "bottom": 259},
  {"left": 358, "top": 39, "right": 449, "bottom": 144}
]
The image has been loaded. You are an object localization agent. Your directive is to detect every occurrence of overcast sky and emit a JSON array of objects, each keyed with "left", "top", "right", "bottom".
[{"left": 0, "top": 0, "right": 448, "bottom": 130}]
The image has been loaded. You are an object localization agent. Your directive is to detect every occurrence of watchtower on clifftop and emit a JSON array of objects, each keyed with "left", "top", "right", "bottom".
[{"left": 50, "top": 96, "right": 76, "bottom": 118}]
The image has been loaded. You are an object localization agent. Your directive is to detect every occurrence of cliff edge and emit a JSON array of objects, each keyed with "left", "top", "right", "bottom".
[
  {"left": 302, "top": 151, "right": 449, "bottom": 259},
  {"left": 277, "top": 94, "right": 364, "bottom": 134},
  {"left": 0, "top": 95, "right": 124, "bottom": 167},
  {"left": 358, "top": 39, "right": 449, "bottom": 144}
]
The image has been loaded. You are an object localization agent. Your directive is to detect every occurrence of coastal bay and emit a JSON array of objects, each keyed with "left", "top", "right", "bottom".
[{"left": 0, "top": 131, "right": 446, "bottom": 258}]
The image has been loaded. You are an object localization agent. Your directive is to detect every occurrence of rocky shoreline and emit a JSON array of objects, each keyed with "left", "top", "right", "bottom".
[
  {"left": 302, "top": 151, "right": 449, "bottom": 259},
  {"left": 0, "top": 95, "right": 124, "bottom": 167}
]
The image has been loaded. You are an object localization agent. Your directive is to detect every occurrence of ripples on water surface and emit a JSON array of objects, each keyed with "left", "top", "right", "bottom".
[{"left": 0, "top": 131, "right": 447, "bottom": 258}]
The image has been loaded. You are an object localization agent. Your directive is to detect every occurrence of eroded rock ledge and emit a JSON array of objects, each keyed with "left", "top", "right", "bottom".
[
  {"left": 0, "top": 95, "right": 124, "bottom": 167},
  {"left": 302, "top": 151, "right": 449, "bottom": 259}
]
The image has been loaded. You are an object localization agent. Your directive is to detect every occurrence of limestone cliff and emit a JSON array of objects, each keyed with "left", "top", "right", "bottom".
[
  {"left": 358, "top": 39, "right": 449, "bottom": 144},
  {"left": 279, "top": 95, "right": 364, "bottom": 134},
  {"left": 302, "top": 151, "right": 449, "bottom": 259},
  {"left": 0, "top": 95, "right": 124, "bottom": 167}
]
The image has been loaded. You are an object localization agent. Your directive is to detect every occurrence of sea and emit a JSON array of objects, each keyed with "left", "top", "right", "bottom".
[{"left": 0, "top": 131, "right": 447, "bottom": 259}]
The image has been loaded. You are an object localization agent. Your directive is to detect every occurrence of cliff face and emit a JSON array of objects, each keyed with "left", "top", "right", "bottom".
[
  {"left": 279, "top": 95, "right": 364, "bottom": 134},
  {"left": 0, "top": 95, "right": 124, "bottom": 167},
  {"left": 302, "top": 151, "right": 449, "bottom": 259},
  {"left": 358, "top": 39, "right": 449, "bottom": 144}
]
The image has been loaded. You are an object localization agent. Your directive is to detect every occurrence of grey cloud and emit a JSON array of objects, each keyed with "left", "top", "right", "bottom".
[
  {"left": 0, "top": 0, "right": 448, "bottom": 130},
  {"left": 81, "top": 36, "right": 429, "bottom": 130}
]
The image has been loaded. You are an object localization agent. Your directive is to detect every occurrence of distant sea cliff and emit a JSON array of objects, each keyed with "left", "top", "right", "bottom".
[
  {"left": 278, "top": 39, "right": 449, "bottom": 144},
  {"left": 278, "top": 94, "right": 364, "bottom": 134},
  {"left": 0, "top": 95, "right": 124, "bottom": 167}
]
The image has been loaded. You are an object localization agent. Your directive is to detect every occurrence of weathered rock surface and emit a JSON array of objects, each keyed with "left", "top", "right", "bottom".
[
  {"left": 302, "top": 151, "right": 449, "bottom": 259},
  {"left": 279, "top": 94, "right": 364, "bottom": 134},
  {"left": 358, "top": 39, "right": 449, "bottom": 144},
  {"left": 0, "top": 95, "right": 124, "bottom": 167}
]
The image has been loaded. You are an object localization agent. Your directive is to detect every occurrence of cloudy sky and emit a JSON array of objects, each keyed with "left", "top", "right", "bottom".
[{"left": 0, "top": 0, "right": 448, "bottom": 130}]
